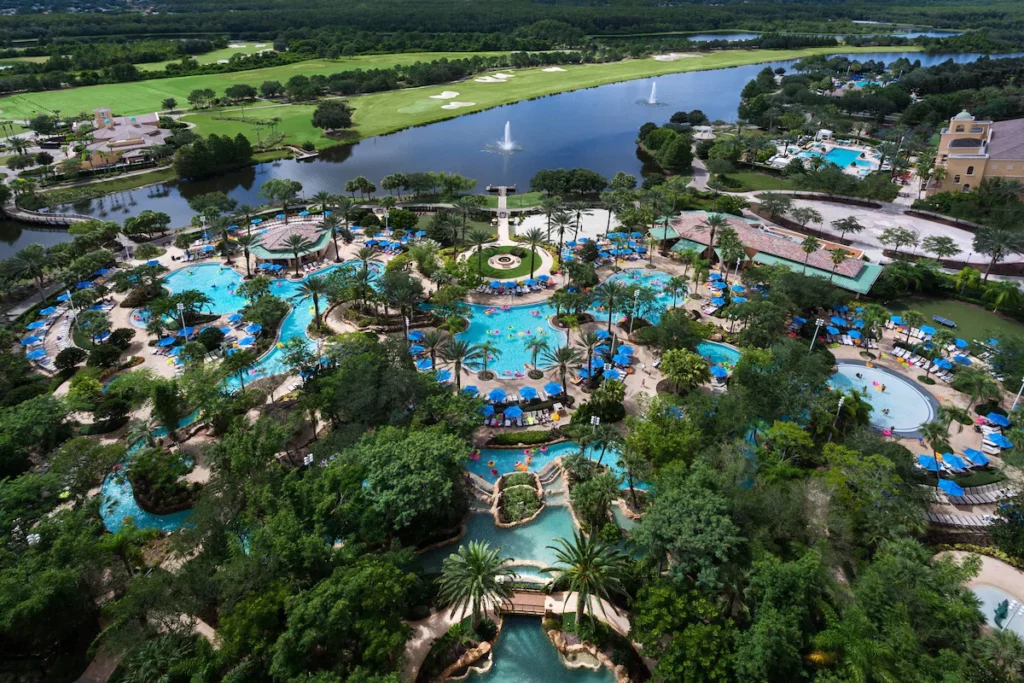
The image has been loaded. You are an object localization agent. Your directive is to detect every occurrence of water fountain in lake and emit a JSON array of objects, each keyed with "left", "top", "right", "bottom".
[
  {"left": 486, "top": 120, "right": 522, "bottom": 154},
  {"left": 637, "top": 80, "right": 666, "bottom": 106}
]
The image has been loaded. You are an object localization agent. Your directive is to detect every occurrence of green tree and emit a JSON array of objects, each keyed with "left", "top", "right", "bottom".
[
  {"left": 543, "top": 345, "right": 582, "bottom": 397},
  {"left": 542, "top": 530, "right": 629, "bottom": 626},
  {"left": 952, "top": 366, "right": 1001, "bottom": 411},
  {"left": 441, "top": 339, "right": 483, "bottom": 392},
  {"left": 800, "top": 235, "right": 821, "bottom": 274},
  {"left": 223, "top": 347, "right": 260, "bottom": 390},
  {"left": 594, "top": 280, "right": 626, "bottom": 335},
  {"left": 438, "top": 541, "right": 516, "bottom": 630},
  {"left": 285, "top": 233, "right": 312, "bottom": 277},
  {"left": 260, "top": 178, "right": 303, "bottom": 224},
  {"left": 521, "top": 227, "right": 546, "bottom": 279},
  {"left": 661, "top": 348, "right": 711, "bottom": 395},
  {"left": 695, "top": 212, "right": 728, "bottom": 262},
  {"left": 295, "top": 276, "right": 329, "bottom": 327}
]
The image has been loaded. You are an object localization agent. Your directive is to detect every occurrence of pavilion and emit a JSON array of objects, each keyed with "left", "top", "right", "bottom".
[{"left": 249, "top": 222, "right": 331, "bottom": 270}]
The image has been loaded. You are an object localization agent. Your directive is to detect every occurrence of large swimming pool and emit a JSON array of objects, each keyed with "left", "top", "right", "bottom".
[
  {"left": 470, "top": 440, "right": 647, "bottom": 488},
  {"left": 798, "top": 147, "right": 877, "bottom": 171},
  {"left": 589, "top": 268, "right": 681, "bottom": 325},
  {"left": 471, "top": 616, "right": 614, "bottom": 683},
  {"left": 698, "top": 341, "right": 741, "bottom": 367},
  {"left": 459, "top": 303, "right": 566, "bottom": 377},
  {"left": 164, "top": 264, "right": 250, "bottom": 314},
  {"left": 829, "top": 363, "right": 936, "bottom": 434}
]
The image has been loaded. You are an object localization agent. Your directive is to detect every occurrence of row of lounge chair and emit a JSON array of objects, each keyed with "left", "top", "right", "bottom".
[
  {"left": 301, "top": 259, "right": 332, "bottom": 273},
  {"left": 942, "top": 483, "right": 1016, "bottom": 506},
  {"left": 483, "top": 409, "right": 557, "bottom": 428},
  {"left": 891, "top": 346, "right": 954, "bottom": 382},
  {"left": 924, "top": 511, "right": 993, "bottom": 528},
  {"left": 475, "top": 283, "right": 550, "bottom": 295}
]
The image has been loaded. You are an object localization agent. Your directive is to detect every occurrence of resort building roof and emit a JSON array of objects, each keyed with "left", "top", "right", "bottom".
[{"left": 249, "top": 222, "right": 331, "bottom": 260}]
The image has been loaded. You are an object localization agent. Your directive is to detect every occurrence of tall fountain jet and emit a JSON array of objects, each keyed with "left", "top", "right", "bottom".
[
  {"left": 648, "top": 81, "right": 658, "bottom": 105},
  {"left": 486, "top": 120, "right": 521, "bottom": 154}
]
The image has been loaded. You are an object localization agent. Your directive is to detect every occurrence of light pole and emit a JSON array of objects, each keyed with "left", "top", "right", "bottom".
[
  {"left": 808, "top": 318, "right": 825, "bottom": 355},
  {"left": 828, "top": 395, "right": 845, "bottom": 442},
  {"left": 628, "top": 289, "right": 640, "bottom": 335},
  {"left": 732, "top": 256, "right": 742, "bottom": 283},
  {"left": 176, "top": 302, "right": 186, "bottom": 335},
  {"left": 590, "top": 414, "right": 600, "bottom": 434},
  {"left": 1012, "top": 377, "right": 1024, "bottom": 412}
]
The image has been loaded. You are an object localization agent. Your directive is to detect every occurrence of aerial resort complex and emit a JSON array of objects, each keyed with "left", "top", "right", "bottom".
[{"left": 4, "top": 2, "right": 1024, "bottom": 682}]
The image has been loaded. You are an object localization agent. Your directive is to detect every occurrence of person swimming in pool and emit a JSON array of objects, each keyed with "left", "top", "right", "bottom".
[
  {"left": 855, "top": 372, "right": 863, "bottom": 379},
  {"left": 881, "top": 384, "right": 886, "bottom": 392},
  {"left": 882, "top": 408, "right": 890, "bottom": 416}
]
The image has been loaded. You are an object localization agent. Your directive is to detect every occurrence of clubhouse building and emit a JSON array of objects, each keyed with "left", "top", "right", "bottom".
[{"left": 927, "top": 110, "right": 1024, "bottom": 195}]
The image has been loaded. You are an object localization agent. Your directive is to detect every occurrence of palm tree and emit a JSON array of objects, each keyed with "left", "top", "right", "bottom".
[
  {"left": 918, "top": 420, "right": 948, "bottom": 452},
  {"left": 594, "top": 281, "right": 626, "bottom": 335},
  {"left": 902, "top": 310, "right": 925, "bottom": 346},
  {"left": 591, "top": 422, "right": 622, "bottom": 466},
  {"left": 223, "top": 347, "right": 259, "bottom": 390},
  {"left": 695, "top": 212, "right": 728, "bottom": 262},
  {"left": 285, "top": 234, "right": 311, "bottom": 277},
  {"left": 524, "top": 338, "right": 550, "bottom": 375},
  {"left": 439, "top": 540, "right": 517, "bottom": 630},
  {"left": 420, "top": 329, "right": 448, "bottom": 370},
  {"left": 552, "top": 212, "right": 574, "bottom": 256},
  {"left": 800, "top": 235, "right": 821, "bottom": 274},
  {"left": 312, "top": 190, "right": 333, "bottom": 213},
  {"left": 542, "top": 531, "right": 628, "bottom": 626},
  {"left": 568, "top": 201, "right": 589, "bottom": 239},
  {"left": 544, "top": 345, "right": 583, "bottom": 397},
  {"left": 666, "top": 275, "right": 687, "bottom": 308},
  {"left": 295, "top": 276, "right": 329, "bottom": 327},
  {"left": 983, "top": 280, "right": 1024, "bottom": 313},
  {"left": 235, "top": 234, "right": 256, "bottom": 278},
  {"left": 974, "top": 225, "right": 1024, "bottom": 282},
  {"left": 952, "top": 366, "right": 1000, "bottom": 411},
  {"left": 691, "top": 257, "right": 711, "bottom": 297},
  {"left": 322, "top": 214, "right": 343, "bottom": 262},
  {"left": 356, "top": 246, "right": 377, "bottom": 275},
  {"left": 454, "top": 195, "right": 485, "bottom": 251},
  {"left": 521, "top": 227, "right": 546, "bottom": 279},
  {"left": 477, "top": 340, "right": 502, "bottom": 379},
  {"left": 828, "top": 248, "right": 846, "bottom": 282},
  {"left": 469, "top": 229, "right": 492, "bottom": 274},
  {"left": 576, "top": 330, "right": 602, "bottom": 382},
  {"left": 954, "top": 267, "right": 982, "bottom": 296},
  {"left": 235, "top": 204, "right": 256, "bottom": 235},
  {"left": 539, "top": 196, "right": 563, "bottom": 241},
  {"left": 598, "top": 191, "right": 624, "bottom": 237},
  {"left": 10, "top": 244, "right": 50, "bottom": 301},
  {"left": 441, "top": 339, "right": 483, "bottom": 392}
]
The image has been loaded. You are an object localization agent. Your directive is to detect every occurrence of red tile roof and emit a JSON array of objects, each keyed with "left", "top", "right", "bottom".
[{"left": 669, "top": 213, "right": 864, "bottom": 278}]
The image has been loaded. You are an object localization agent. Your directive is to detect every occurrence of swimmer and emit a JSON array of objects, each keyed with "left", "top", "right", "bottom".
[
  {"left": 855, "top": 372, "right": 862, "bottom": 379},
  {"left": 882, "top": 408, "right": 890, "bottom": 416},
  {"left": 881, "top": 384, "right": 886, "bottom": 392}
]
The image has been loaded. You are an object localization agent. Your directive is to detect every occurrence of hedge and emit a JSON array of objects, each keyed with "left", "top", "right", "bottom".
[{"left": 490, "top": 430, "right": 556, "bottom": 446}]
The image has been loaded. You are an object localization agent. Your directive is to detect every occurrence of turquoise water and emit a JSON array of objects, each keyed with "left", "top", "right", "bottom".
[
  {"left": 589, "top": 268, "right": 680, "bottom": 325},
  {"left": 470, "top": 441, "right": 646, "bottom": 489},
  {"left": 697, "top": 341, "right": 741, "bottom": 367},
  {"left": 164, "top": 264, "right": 249, "bottom": 314},
  {"left": 129, "top": 308, "right": 151, "bottom": 329},
  {"left": 799, "top": 148, "right": 875, "bottom": 170},
  {"left": 419, "top": 505, "right": 578, "bottom": 574},
  {"left": 972, "top": 584, "right": 1024, "bottom": 637},
  {"left": 459, "top": 303, "right": 566, "bottom": 377},
  {"left": 829, "top": 363, "right": 935, "bottom": 433},
  {"left": 472, "top": 616, "right": 614, "bottom": 683}
]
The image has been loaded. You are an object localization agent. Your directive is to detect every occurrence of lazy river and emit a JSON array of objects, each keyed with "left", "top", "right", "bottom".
[{"left": 471, "top": 616, "right": 615, "bottom": 683}]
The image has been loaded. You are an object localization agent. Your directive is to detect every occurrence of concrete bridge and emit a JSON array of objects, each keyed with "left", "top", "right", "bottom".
[{"left": 3, "top": 199, "right": 93, "bottom": 226}]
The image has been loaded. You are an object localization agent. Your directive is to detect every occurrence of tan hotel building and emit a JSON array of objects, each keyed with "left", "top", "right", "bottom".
[{"left": 927, "top": 110, "right": 1024, "bottom": 196}]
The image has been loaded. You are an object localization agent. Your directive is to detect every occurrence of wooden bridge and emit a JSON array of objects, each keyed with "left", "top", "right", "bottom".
[
  {"left": 501, "top": 591, "right": 548, "bottom": 616},
  {"left": 3, "top": 200, "right": 92, "bottom": 227}
]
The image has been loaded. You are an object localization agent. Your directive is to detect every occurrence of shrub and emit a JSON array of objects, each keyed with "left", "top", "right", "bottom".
[
  {"left": 501, "top": 485, "right": 541, "bottom": 523},
  {"left": 55, "top": 347, "right": 87, "bottom": 372},
  {"left": 134, "top": 243, "right": 162, "bottom": 259},
  {"left": 87, "top": 343, "right": 122, "bottom": 368},
  {"left": 474, "top": 617, "right": 498, "bottom": 642},
  {"left": 197, "top": 326, "right": 225, "bottom": 351},
  {"left": 126, "top": 447, "right": 198, "bottom": 512},
  {"left": 108, "top": 327, "right": 136, "bottom": 350},
  {"left": 503, "top": 472, "right": 534, "bottom": 488},
  {"left": 599, "top": 521, "right": 622, "bottom": 544},
  {"left": 490, "top": 430, "right": 555, "bottom": 446}
]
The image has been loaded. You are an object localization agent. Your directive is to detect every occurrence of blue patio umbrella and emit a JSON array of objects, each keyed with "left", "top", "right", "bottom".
[
  {"left": 146, "top": 260, "right": 160, "bottom": 266},
  {"left": 537, "top": 275, "right": 551, "bottom": 282},
  {"left": 157, "top": 336, "right": 176, "bottom": 347},
  {"left": 793, "top": 316, "right": 807, "bottom": 325},
  {"left": 94, "top": 268, "right": 110, "bottom": 276},
  {"left": 365, "top": 239, "right": 377, "bottom": 246},
  {"left": 577, "top": 368, "right": 591, "bottom": 379},
  {"left": 594, "top": 345, "right": 610, "bottom": 355},
  {"left": 709, "top": 273, "right": 723, "bottom": 281},
  {"left": 504, "top": 406, "right": 524, "bottom": 419},
  {"left": 276, "top": 213, "right": 286, "bottom": 219},
  {"left": 944, "top": 453, "right": 970, "bottom": 470},
  {"left": 890, "top": 315, "right": 903, "bottom": 325},
  {"left": 489, "top": 281, "right": 501, "bottom": 289},
  {"left": 986, "top": 413, "right": 1011, "bottom": 427},
  {"left": 630, "top": 231, "right": 644, "bottom": 238},
  {"left": 955, "top": 338, "right": 969, "bottom": 349},
  {"left": 479, "top": 404, "right": 495, "bottom": 417},
  {"left": 25, "top": 349, "right": 47, "bottom": 360},
  {"left": 408, "top": 344, "right": 425, "bottom": 355},
  {"left": 826, "top": 325, "right": 840, "bottom": 335},
  {"left": 25, "top": 320, "right": 46, "bottom": 330},
  {"left": 544, "top": 382, "right": 563, "bottom": 396},
  {"left": 733, "top": 296, "right": 748, "bottom": 303},
  {"left": 89, "top": 304, "right": 105, "bottom": 311},
  {"left": 710, "top": 365, "right": 729, "bottom": 378},
  {"left": 578, "top": 237, "right": 589, "bottom": 242},
  {"left": 963, "top": 448, "right": 990, "bottom": 466},
  {"left": 299, "top": 210, "right": 310, "bottom": 216},
  {"left": 988, "top": 338, "right": 999, "bottom": 346},
  {"left": 76, "top": 281, "right": 92, "bottom": 289},
  {"left": 607, "top": 232, "right": 626, "bottom": 238},
  {"left": 415, "top": 358, "right": 433, "bottom": 371},
  {"left": 856, "top": 307, "right": 863, "bottom": 313},
  {"left": 599, "top": 251, "right": 611, "bottom": 258},
  {"left": 711, "top": 297, "right": 726, "bottom": 306},
  {"left": 853, "top": 319, "right": 864, "bottom": 328},
  {"left": 954, "top": 355, "right": 972, "bottom": 365},
  {"left": 603, "top": 368, "right": 623, "bottom": 381},
  {"left": 251, "top": 218, "right": 263, "bottom": 224},
  {"left": 408, "top": 330, "right": 424, "bottom": 341},
  {"left": 488, "top": 388, "right": 507, "bottom": 403},
  {"left": 591, "top": 356, "right": 606, "bottom": 368},
  {"left": 524, "top": 279, "right": 537, "bottom": 286},
  {"left": 934, "top": 358, "right": 953, "bottom": 370},
  {"left": 710, "top": 281, "right": 725, "bottom": 290},
  {"left": 229, "top": 224, "right": 238, "bottom": 230},
  {"left": 238, "top": 336, "right": 257, "bottom": 346},
  {"left": 636, "top": 246, "right": 647, "bottom": 253},
  {"left": 613, "top": 354, "right": 631, "bottom": 366},
  {"left": 917, "top": 454, "right": 941, "bottom": 471},
  {"left": 520, "top": 386, "right": 538, "bottom": 400},
  {"left": 20, "top": 336, "right": 41, "bottom": 345},
  {"left": 435, "top": 369, "right": 452, "bottom": 382},
  {"left": 836, "top": 305, "right": 848, "bottom": 312},
  {"left": 503, "top": 281, "right": 516, "bottom": 289},
  {"left": 416, "top": 230, "right": 426, "bottom": 237},
  {"left": 830, "top": 316, "right": 846, "bottom": 326},
  {"left": 594, "top": 329, "right": 610, "bottom": 339},
  {"left": 219, "top": 327, "right": 233, "bottom": 335},
  {"left": 202, "top": 245, "right": 215, "bottom": 252},
  {"left": 919, "top": 325, "right": 937, "bottom": 335},
  {"left": 566, "top": 241, "right": 578, "bottom": 248},
  {"left": 849, "top": 330, "right": 862, "bottom": 339},
  {"left": 39, "top": 307, "right": 56, "bottom": 316},
  {"left": 462, "top": 386, "right": 479, "bottom": 396},
  {"left": 988, "top": 433, "right": 1013, "bottom": 449},
  {"left": 227, "top": 313, "right": 244, "bottom": 322},
  {"left": 168, "top": 347, "right": 183, "bottom": 357},
  {"left": 617, "top": 345, "right": 634, "bottom": 355},
  {"left": 938, "top": 479, "right": 965, "bottom": 497},
  {"left": 245, "top": 323, "right": 263, "bottom": 334},
  {"left": 732, "top": 284, "right": 745, "bottom": 292},
  {"left": 178, "top": 327, "right": 196, "bottom": 337}
]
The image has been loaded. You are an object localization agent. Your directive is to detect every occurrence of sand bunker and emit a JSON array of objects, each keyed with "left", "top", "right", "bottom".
[
  {"left": 652, "top": 53, "right": 700, "bottom": 62},
  {"left": 494, "top": 72, "right": 515, "bottom": 79},
  {"left": 228, "top": 43, "right": 247, "bottom": 48},
  {"left": 255, "top": 43, "right": 267, "bottom": 47},
  {"left": 441, "top": 101, "right": 476, "bottom": 110},
  {"left": 475, "top": 72, "right": 516, "bottom": 83},
  {"left": 542, "top": 67, "right": 567, "bottom": 72},
  {"left": 429, "top": 91, "right": 460, "bottom": 100},
  {"left": 217, "top": 60, "right": 230, "bottom": 64}
]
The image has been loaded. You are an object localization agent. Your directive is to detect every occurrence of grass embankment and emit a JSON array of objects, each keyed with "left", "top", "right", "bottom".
[
  {"left": 727, "top": 171, "right": 796, "bottom": 191},
  {"left": 0, "top": 51, "right": 510, "bottom": 120},
  {"left": 886, "top": 297, "right": 1024, "bottom": 340},
  {"left": 480, "top": 191, "right": 546, "bottom": 209},
  {"left": 32, "top": 167, "right": 178, "bottom": 208},
  {"left": 415, "top": 215, "right": 498, "bottom": 239}
]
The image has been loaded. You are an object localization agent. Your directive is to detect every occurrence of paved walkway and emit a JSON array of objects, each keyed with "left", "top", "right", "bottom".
[
  {"left": 689, "top": 156, "right": 709, "bottom": 191},
  {"left": 941, "top": 551, "right": 1024, "bottom": 603}
]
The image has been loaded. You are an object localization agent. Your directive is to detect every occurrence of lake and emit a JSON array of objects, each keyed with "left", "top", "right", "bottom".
[
  {"left": 8, "top": 49, "right": 1011, "bottom": 254},
  {"left": 0, "top": 217, "right": 73, "bottom": 259}
]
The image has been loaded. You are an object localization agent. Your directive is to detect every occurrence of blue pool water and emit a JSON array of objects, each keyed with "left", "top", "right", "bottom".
[
  {"left": 164, "top": 263, "right": 249, "bottom": 314},
  {"left": 799, "top": 147, "right": 876, "bottom": 170},
  {"left": 470, "top": 441, "right": 649, "bottom": 490},
  {"left": 472, "top": 616, "right": 614, "bottom": 683},
  {"left": 829, "top": 363, "right": 936, "bottom": 433},
  {"left": 697, "top": 341, "right": 741, "bottom": 367},
  {"left": 459, "top": 303, "right": 566, "bottom": 377},
  {"left": 589, "top": 268, "right": 682, "bottom": 325},
  {"left": 129, "top": 308, "right": 151, "bottom": 329},
  {"left": 972, "top": 584, "right": 1024, "bottom": 637}
]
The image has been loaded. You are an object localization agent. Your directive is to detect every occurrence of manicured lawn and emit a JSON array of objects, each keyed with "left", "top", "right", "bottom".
[
  {"left": 729, "top": 171, "right": 795, "bottom": 191},
  {"left": 415, "top": 215, "right": 498, "bottom": 239},
  {"left": 138, "top": 42, "right": 277, "bottom": 71},
  {"left": 472, "top": 245, "right": 541, "bottom": 279},
  {"left": 886, "top": 297, "right": 1024, "bottom": 341},
  {"left": 480, "top": 191, "right": 546, "bottom": 209}
]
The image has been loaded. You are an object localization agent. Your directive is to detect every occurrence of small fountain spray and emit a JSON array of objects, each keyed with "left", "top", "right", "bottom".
[
  {"left": 636, "top": 79, "right": 666, "bottom": 106},
  {"left": 485, "top": 120, "right": 521, "bottom": 154}
]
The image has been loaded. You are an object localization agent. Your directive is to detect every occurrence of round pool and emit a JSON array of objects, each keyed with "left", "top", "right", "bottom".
[
  {"left": 829, "top": 363, "right": 936, "bottom": 434},
  {"left": 697, "top": 341, "right": 741, "bottom": 367},
  {"left": 163, "top": 263, "right": 248, "bottom": 315},
  {"left": 129, "top": 307, "right": 152, "bottom": 329},
  {"left": 458, "top": 303, "right": 566, "bottom": 377}
]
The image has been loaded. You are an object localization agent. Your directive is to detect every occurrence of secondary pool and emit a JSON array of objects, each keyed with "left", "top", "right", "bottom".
[
  {"left": 470, "top": 440, "right": 647, "bottom": 489},
  {"left": 972, "top": 584, "right": 1024, "bottom": 637},
  {"left": 164, "top": 263, "right": 249, "bottom": 314},
  {"left": 471, "top": 616, "right": 614, "bottom": 682},
  {"left": 419, "top": 505, "right": 578, "bottom": 575},
  {"left": 590, "top": 268, "right": 682, "bottom": 325},
  {"left": 458, "top": 303, "right": 566, "bottom": 377},
  {"left": 829, "top": 363, "right": 936, "bottom": 434},
  {"left": 698, "top": 341, "right": 741, "bottom": 367}
]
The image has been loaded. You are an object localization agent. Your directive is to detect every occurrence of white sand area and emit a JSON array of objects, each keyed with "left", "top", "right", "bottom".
[
  {"left": 514, "top": 209, "right": 621, "bottom": 241},
  {"left": 429, "top": 91, "right": 460, "bottom": 100},
  {"left": 475, "top": 72, "right": 516, "bottom": 83},
  {"left": 652, "top": 53, "right": 700, "bottom": 62},
  {"left": 441, "top": 101, "right": 476, "bottom": 110},
  {"left": 255, "top": 43, "right": 267, "bottom": 47},
  {"left": 494, "top": 72, "right": 515, "bottom": 79},
  {"left": 542, "top": 67, "right": 567, "bottom": 72},
  {"left": 217, "top": 60, "right": 230, "bottom": 64},
  {"left": 228, "top": 43, "right": 247, "bottom": 48}
]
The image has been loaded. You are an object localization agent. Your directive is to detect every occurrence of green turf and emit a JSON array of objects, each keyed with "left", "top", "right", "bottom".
[
  {"left": 415, "top": 215, "right": 498, "bottom": 239},
  {"left": 481, "top": 191, "right": 546, "bottom": 209},
  {"left": 138, "top": 42, "right": 276, "bottom": 71},
  {"left": 886, "top": 297, "right": 1024, "bottom": 340},
  {"left": 728, "top": 171, "right": 795, "bottom": 191},
  {"left": 471, "top": 245, "right": 541, "bottom": 279}
]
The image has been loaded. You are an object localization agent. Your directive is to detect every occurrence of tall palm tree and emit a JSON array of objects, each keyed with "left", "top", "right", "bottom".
[
  {"left": 235, "top": 234, "right": 256, "bottom": 278},
  {"left": 322, "top": 214, "right": 343, "bottom": 262},
  {"left": 522, "top": 227, "right": 546, "bottom": 279},
  {"left": 454, "top": 195, "right": 485, "bottom": 252},
  {"left": 952, "top": 366, "right": 1000, "bottom": 411},
  {"left": 568, "top": 201, "right": 589, "bottom": 239},
  {"left": 235, "top": 204, "right": 256, "bottom": 235},
  {"left": 695, "top": 212, "right": 728, "bottom": 262},
  {"left": 646, "top": 235, "right": 659, "bottom": 265},
  {"left": 542, "top": 531, "right": 628, "bottom": 626},
  {"left": 828, "top": 248, "right": 846, "bottom": 282},
  {"left": 974, "top": 225, "right": 1024, "bottom": 282},
  {"left": 598, "top": 191, "right": 623, "bottom": 237},
  {"left": 469, "top": 229, "right": 491, "bottom": 274},
  {"left": 666, "top": 275, "right": 687, "bottom": 308},
  {"left": 356, "top": 246, "right": 377, "bottom": 275},
  {"left": 439, "top": 540, "right": 517, "bottom": 630},
  {"left": 420, "top": 329, "right": 448, "bottom": 371},
  {"left": 576, "top": 330, "right": 602, "bottom": 382},
  {"left": 10, "top": 244, "right": 50, "bottom": 301},
  {"left": 285, "top": 234, "right": 311, "bottom": 277},
  {"left": 594, "top": 281, "right": 626, "bottom": 335},
  {"left": 591, "top": 422, "right": 622, "bottom": 466},
  {"left": 524, "top": 337, "right": 550, "bottom": 374},
  {"left": 902, "top": 310, "right": 925, "bottom": 346},
  {"left": 312, "top": 190, "right": 333, "bottom": 213},
  {"left": 477, "top": 340, "right": 502, "bottom": 379},
  {"left": 441, "top": 339, "right": 483, "bottom": 392},
  {"left": 691, "top": 258, "right": 711, "bottom": 297},
  {"left": 800, "top": 235, "right": 821, "bottom": 274},
  {"left": 552, "top": 212, "right": 574, "bottom": 256},
  {"left": 544, "top": 345, "right": 583, "bottom": 397},
  {"left": 983, "top": 280, "right": 1024, "bottom": 313},
  {"left": 539, "top": 196, "right": 563, "bottom": 240},
  {"left": 295, "top": 276, "right": 329, "bottom": 327}
]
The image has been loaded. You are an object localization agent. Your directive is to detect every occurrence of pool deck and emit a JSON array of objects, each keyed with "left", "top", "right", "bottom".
[
  {"left": 940, "top": 551, "right": 1024, "bottom": 604},
  {"left": 832, "top": 358, "right": 940, "bottom": 438}
]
